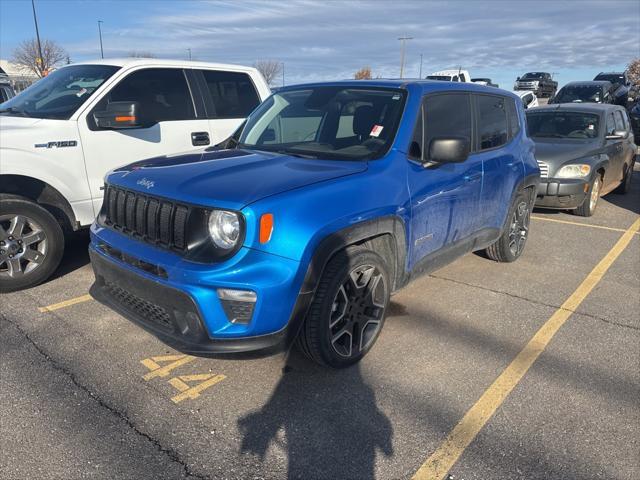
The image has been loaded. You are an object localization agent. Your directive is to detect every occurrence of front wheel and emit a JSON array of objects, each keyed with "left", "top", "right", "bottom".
[
  {"left": 296, "top": 246, "right": 390, "bottom": 368},
  {"left": 0, "top": 197, "right": 64, "bottom": 293},
  {"left": 574, "top": 175, "right": 601, "bottom": 217},
  {"left": 485, "top": 189, "right": 532, "bottom": 263}
]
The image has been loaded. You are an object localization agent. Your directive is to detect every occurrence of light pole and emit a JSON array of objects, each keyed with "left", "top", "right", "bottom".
[
  {"left": 187, "top": 48, "right": 192, "bottom": 60},
  {"left": 419, "top": 53, "right": 423, "bottom": 78},
  {"left": 282, "top": 62, "right": 285, "bottom": 87},
  {"left": 98, "top": 20, "right": 104, "bottom": 59},
  {"left": 31, "top": 0, "right": 44, "bottom": 76},
  {"left": 398, "top": 36, "right": 413, "bottom": 79}
]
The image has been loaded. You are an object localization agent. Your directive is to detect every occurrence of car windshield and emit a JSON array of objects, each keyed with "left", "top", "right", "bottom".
[
  {"left": 237, "top": 86, "right": 406, "bottom": 160},
  {"left": 554, "top": 85, "right": 604, "bottom": 103},
  {"left": 0, "top": 64, "right": 119, "bottom": 119},
  {"left": 526, "top": 111, "right": 600, "bottom": 139},
  {"left": 426, "top": 76, "right": 451, "bottom": 81},
  {"left": 522, "top": 73, "right": 545, "bottom": 80},
  {"left": 594, "top": 74, "right": 624, "bottom": 84}
]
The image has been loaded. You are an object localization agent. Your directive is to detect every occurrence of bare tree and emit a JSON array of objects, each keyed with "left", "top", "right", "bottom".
[
  {"left": 254, "top": 60, "right": 283, "bottom": 86},
  {"left": 354, "top": 67, "right": 372, "bottom": 80},
  {"left": 627, "top": 58, "right": 640, "bottom": 86},
  {"left": 128, "top": 51, "right": 156, "bottom": 58},
  {"left": 12, "top": 38, "right": 68, "bottom": 77}
]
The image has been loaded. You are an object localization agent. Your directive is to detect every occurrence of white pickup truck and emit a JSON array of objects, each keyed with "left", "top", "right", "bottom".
[
  {"left": 426, "top": 69, "right": 472, "bottom": 83},
  {"left": 0, "top": 58, "right": 271, "bottom": 291}
]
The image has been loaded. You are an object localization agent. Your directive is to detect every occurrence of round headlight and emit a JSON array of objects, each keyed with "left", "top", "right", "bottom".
[
  {"left": 556, "top": 164, "right": 591, "bottom": 178},
  {"left": 208, "top": 210, "right": 240, "bottom": 249}
]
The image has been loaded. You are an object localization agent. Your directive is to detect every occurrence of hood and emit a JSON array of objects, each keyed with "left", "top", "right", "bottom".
[
  {"left": 107, "top": 149, "right": 368, "bottom": 210},
  {"left": 0, "top": 115, "right": 44, "bottom": 131},
  {"left": 533, "top": 140, "right": 601, "bottom": 169}
]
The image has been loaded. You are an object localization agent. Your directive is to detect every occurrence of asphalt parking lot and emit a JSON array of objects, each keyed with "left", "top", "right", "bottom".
[{"left": 1, "top": 164, "right": 639, "bottom": 480}]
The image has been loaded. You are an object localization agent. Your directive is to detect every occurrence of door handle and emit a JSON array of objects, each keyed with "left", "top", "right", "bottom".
[
  {"left": 464, "top": 172, "right": 482, "bottom": 182},
  {"left": 191, "top": 131, "right": 210, "bottom": 146}
]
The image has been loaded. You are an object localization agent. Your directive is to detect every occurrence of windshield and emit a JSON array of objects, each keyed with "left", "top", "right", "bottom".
[
  {"left": 521, "top": 73, "right": 545, "bottom": 80},
  {"left": 554, "top": 85, "right": 604, "bottom": 103},
  {"left": 0, "top": 64, "right": 119, "bottom": 119},
  {"left": 238, "top": 86, "right": 406, "bottom": 160},
  {"left": 594, "top": 74, "right": 624, "bottom": 84},
  {"left": 526, "top": 112, "right": 600, "bottom": 139}
]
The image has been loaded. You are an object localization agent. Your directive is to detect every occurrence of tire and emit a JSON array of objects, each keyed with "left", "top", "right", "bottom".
[
  {"left": 485, "top": 188, "right": 533, "bottom": 263},
  {"left": 613, "top": 162, "right": 633, "bottom": 194},
  {"left": 0, "top": 196, "right": 64, "bottom": 293},
  {"left": 574, "top": 174, "right": 601, "bottom": 217},
  {"left": 296, "top": 246, "right": 390, "bottom": 368}
]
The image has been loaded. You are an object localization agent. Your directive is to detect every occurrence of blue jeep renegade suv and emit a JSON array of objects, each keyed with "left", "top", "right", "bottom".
[{"left": 89, "top": 80, "right": 540, "bottom": 368}]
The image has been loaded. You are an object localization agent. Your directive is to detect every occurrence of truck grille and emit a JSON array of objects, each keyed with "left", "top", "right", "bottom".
[
  {"left": 537, "top": 160, "right": 549, "bottom": 178},
  {"left": 103, "top": 185, "right": 190, "bottom": 251}
]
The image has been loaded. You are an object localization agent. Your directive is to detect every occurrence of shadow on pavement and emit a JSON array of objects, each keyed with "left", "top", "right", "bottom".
[
  {"left": 48, "top": 229, "right": 91, "bottom": 282},
  {"left": 238, "top": 349, "right": 393, "bottom": 480}
]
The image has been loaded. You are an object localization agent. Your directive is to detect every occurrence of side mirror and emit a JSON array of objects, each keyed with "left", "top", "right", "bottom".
[
  {"left": 428, "top": 137, "right": 470, "bottom": 164},
  {"left": 606, "top": 130, "right": 627, "bottom": 140},
  {"left": 516, "top": 76, "right": 521, "bottom": 81},
  {"left": 93, "top": 101, "right": 143, "bottom": 129}
]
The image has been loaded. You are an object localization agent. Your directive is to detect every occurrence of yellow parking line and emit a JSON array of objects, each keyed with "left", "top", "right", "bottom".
[
  {"left": 38, "top": 294, "right": 93, "bottom": 312},
  {"left": 531, "top": 215, "right": 638, "bottom": 234},
  {"left": 413, "top": 217, "right": 640, "bottom": 480}
]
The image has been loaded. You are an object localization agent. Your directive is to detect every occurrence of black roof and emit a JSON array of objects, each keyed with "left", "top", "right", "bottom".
[{"left": 527, "top": 103, "right": 625, "bottom": 114}]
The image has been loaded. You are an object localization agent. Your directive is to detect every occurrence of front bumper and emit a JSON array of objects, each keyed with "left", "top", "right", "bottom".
[
  {"left": 89, "top": 224, "right": 311, "bottom": 355},
  {"left": 535, "top": 178, "right": 589, "bottom": 209}
]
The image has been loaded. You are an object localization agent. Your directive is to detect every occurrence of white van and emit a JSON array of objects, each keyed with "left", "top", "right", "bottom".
[{"left": 0, "top": 58, "right": 271, "bottom": 291}]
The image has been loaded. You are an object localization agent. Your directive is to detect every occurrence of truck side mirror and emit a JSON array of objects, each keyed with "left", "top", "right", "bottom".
[
  {"left": 428, "top": 137, "right": 470, "bottom": 164},
  {"left": 516, "top": 76, "right": 520, "bottom": 81},
  {"left": 93, "top": 101, "right": 143, "bottom": 129},
  {"left": 606, "top": 130, "right": 628, "bottom": 140}
]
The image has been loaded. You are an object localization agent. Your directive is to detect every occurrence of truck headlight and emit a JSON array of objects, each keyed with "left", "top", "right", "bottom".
[
  {"left": 556, "top": 164, "right": 591, "bottom": 178},
  {"left": 208, "top": 210, "right": 240, "bottom": 249}
]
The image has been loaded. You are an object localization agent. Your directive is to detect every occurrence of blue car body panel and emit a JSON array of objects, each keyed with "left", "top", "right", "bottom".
[{"left": 89, "top": 79, "right": 539, "bottom": 351}]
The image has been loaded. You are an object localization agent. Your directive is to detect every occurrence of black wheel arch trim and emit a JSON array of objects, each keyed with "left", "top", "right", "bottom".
[{"left": 0, "top": 175, "right": 78, "bottom": 232}]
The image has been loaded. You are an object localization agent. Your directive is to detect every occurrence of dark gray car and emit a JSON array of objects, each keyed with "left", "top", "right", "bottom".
[{"left": 527, "top": 103, "right": 636, "bottom": 216}]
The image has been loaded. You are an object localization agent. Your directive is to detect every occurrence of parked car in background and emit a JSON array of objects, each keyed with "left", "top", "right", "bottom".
[
  {"left": 527, "top": 103, "right": 635, "bottom": 216},
  {"left": 514, "top": 72, "right": 557, "bottom": 98},
  {"left": 628, "top": 99, "right": 640, "bottom": 140},
  {"left": 515, "top": 90, "right": 539, "bottom": 109},
  {"left": 548, "top": 81, "right": 615, "bottom": 105},
  {"left": 0, "top": 58, "right": 271, "bottom": 292},
  {"left": 472, "top": 77, "right": 499, "bottom": 88},
  {"left": 0, "top": 71, "right": 15, "bottom": 103},
  {"left": 89, "top": 80, "right": 539, "bottom": 368},
  {"left": 426, "top": 69, "right": 472, "bottom": 82},
  {"left": 593, "top": 72, "right": 632, "bottom": 106}
]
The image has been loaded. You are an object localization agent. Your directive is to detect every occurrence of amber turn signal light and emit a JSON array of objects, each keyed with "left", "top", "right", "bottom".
[
  {"left": 259, "top": 214, "right": 274, "bottom": 244},
  {"left": 115, "top": 116, "right": 136, "bottom": 122}
]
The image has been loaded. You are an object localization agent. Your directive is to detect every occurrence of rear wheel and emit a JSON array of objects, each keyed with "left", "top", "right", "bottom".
[
  {"left": 485, "top": 189, "right": 532, "bottom": 263},
  {"left": 296, "top": 246, "right": 390, "bottom": 368},
  {"left": 0, "top": 197, "right": 64, "bottom": 293},
  {"left": 575, "top": 175, "right": 601, "bottom": 217},
  {"left": 613, "top": 162, "right": 633, "bottom": 194}
]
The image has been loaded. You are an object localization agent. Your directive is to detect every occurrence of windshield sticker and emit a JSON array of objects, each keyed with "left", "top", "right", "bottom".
[
  {"left": 392, "top": 94, "right": 401, "bottom": 100},
  {"left": 370, "top": 125, "right": 384, "bottom": 137},
  {"left": 587, "top": 124, "right": 595, "bottom": 130},
  {"left": 76, "top": 87, "right": 88, "bottom": 97}
]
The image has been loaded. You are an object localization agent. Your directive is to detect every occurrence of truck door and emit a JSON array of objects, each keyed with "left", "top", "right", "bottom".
[
  {"left": 78, "top": 67, "right": 211, "bottom": 215},
  {"left": 407, "top": 92, "right": 483, "bottom": 268},
  {"left": 195, "top": 69, "right": 263, "bottom": 146}
]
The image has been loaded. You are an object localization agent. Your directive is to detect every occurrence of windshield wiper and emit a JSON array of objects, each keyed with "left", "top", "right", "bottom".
[{"left": 0, "top": 107, "right": 29, "bottom": 117}]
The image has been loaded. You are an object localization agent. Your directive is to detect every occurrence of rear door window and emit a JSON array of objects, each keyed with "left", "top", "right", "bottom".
[
  {"left": 200, "top": 70, "right": 260, "bottom": 119},
  {"left": 476, "top": 95, "right": 508, "bottom": 150}
]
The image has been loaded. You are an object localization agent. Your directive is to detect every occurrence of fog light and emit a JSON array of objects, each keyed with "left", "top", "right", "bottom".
[{"left": 217, "top": 289, "right": 257, "bottom": 324}]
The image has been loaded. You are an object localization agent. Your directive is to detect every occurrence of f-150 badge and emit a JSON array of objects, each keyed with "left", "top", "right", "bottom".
[{"left": 34, "top": 140, "right": 78, "bottom": 148}]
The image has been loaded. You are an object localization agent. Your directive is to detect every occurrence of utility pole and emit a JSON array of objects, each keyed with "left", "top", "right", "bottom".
[
  {"left": 31, "top": 0, "right": 44, "bottom": 76},
  {"left": 282, "top": 62, "right": 285, "bottom": 87},
  {"left": 187, "top": 48, "right": 192, "bottom": 60},
  {"left": 398, "top": 36, "right": 413, "bottom": 79},
  {"left": 98, "top": 20, "right": 104, "bottom": 59},
  {"left": 419, "top": 53, "right": 423, "bottom": 78}
]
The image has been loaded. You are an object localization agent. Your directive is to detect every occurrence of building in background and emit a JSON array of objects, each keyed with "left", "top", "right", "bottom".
[{"left": 0, "top": 59, "right": 39, "bottom": 92}]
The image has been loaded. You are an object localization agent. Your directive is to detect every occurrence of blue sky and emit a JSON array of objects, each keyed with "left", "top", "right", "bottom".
[{"left": 1, "top": 0, "right": 639, "bottom": 89}]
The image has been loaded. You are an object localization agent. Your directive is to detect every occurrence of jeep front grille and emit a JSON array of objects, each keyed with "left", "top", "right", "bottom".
[
  {"left": 537, "top": 160, "right": 549, "bottom": 178},
  {"left": 103, "top": 185, "right": 190, "bottom": 251}
]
